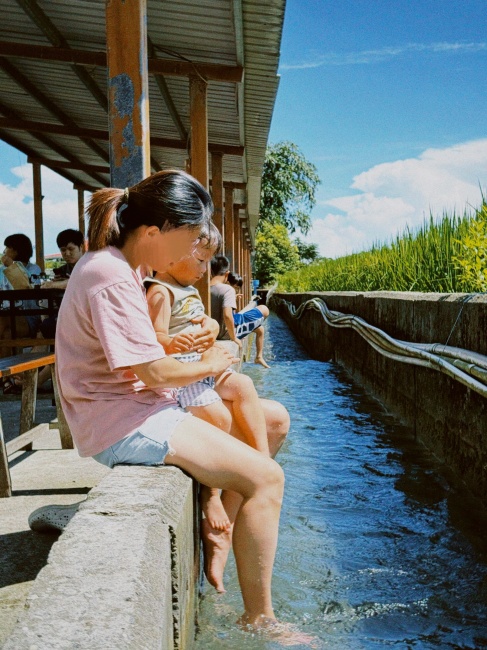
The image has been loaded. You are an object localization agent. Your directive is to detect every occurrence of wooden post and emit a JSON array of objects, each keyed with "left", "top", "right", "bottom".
[
  {"left": 189, "top": 76, "right": 209, "bottom": 189},
  {"left": 224, "top": 186, "right": 234, "bottom": 264},
  {"left": 190, "top": 75, "right": 210, "bottom": 313},
  {"left": 211, "top": 152, "right": 223, "bottom": 239},
  {"left": 77, "top": 189, "right": 85, "bottom": 236},
  {"left": 106, "top": 0, "right": 151, "bottom": 188},
  {"left": 32, "top": 162, "right": 44, "bottom": 271},
  {"left": 233, "top": 205, "right": 240, "bottom": 273}
]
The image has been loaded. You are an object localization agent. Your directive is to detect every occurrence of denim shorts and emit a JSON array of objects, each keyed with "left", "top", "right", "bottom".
[{"left": 93, "top": 405, "right": 191, "bottom": 469}]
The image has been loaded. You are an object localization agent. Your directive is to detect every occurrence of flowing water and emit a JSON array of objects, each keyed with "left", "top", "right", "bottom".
[{"left": 195, "top": 313, "right": 487, "bottom": 649}]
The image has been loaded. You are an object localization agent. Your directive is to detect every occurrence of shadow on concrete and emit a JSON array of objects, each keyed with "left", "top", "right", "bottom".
[
  {"left": 12, "top": 488, "right": 90, "bottom": 496},
  {"left": 0, "top": 529, "right": 58, "bottom": 589}
]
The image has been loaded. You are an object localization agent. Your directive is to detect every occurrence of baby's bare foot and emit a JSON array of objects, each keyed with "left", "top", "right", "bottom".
[
  {"left": 201, "top": 518, "right": 232, "bottom": 593},
  {"left": 254, "top": 356, "right": 270, "bottom": 368},
  {"left": 201, "top": 490, "right": 231, "bottom": 531}
]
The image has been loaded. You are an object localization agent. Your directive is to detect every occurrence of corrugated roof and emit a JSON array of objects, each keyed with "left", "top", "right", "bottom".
[{"left": 0, "top": 0, "right": 286, "bottom": 238}]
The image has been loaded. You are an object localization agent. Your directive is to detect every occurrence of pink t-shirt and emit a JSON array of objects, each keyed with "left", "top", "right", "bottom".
[{"left": 55, "top": 246, "right": 177, "bottom": 457}]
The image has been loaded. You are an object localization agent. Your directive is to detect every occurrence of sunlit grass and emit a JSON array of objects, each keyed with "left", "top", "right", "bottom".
[{"left": 276, "top": 204, "right": 487, "bottom": 293}]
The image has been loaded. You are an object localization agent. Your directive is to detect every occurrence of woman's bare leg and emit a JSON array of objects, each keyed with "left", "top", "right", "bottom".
[
  {"left": 202, "top": 398, "right": 289, "bottom": 592},
  {"left": 166, "top": 414, "right": 284, "bottom": 623}
]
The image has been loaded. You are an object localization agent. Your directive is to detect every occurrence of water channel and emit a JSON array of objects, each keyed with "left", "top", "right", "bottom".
[{"left": 195, "top": 313, "right": 487, "bottom": 649}]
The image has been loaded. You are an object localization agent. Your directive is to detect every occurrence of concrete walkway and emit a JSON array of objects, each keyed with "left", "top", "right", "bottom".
[{"left": 0, "top": 395, "right": 109, "bottom": 645}]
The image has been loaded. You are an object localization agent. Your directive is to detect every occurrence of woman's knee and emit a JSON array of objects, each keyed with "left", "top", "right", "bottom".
[{"left": 260, "top": 458, "right": 285, "bottom": 504}]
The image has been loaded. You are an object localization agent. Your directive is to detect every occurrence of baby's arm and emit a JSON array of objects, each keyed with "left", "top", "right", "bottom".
[
  {"left": 190, "top": 315, "right": 219, "bottom": 352},
  {"left": 146, "top": 284, "right": 194, "bottom": 354}
]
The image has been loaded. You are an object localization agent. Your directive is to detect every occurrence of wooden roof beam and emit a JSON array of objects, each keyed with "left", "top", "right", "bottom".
[
  {"left": 27, "top": 156, "right": 110, "bottom": 174},
  {"left": 0, "top": 57, "right": 110, "bottom": 165},
  {"left": 0, "top": 101, "right": 108, "bottom": 186},
  {"left": 0, "top": 41, "right": 244, "bottom": 82},
  {"left": 14, "top": 0, "right": 108, "bottom": 112},
  {"left": 0, "top": 117, "right": 244, "bottom": 155},
  {"left": 147, "top": 37, "right": 187, "bottom": 142},
  {"left": 19, "top": 2, "right": 165, "bottom": 174}
]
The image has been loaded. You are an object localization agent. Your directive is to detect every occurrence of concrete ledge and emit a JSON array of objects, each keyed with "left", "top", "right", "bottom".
[
  {"left": 272, "top": 291, "right": 487, "bottom": 504},
  {"left": 4, "top": 465, "right": 199, "bottom": 650}
]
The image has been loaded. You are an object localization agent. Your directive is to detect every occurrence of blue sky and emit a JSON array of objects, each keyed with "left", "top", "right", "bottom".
[
  {"left": 269, "top": 0, "right": 487, "bottom": 256},
  {"left": 1, "top": 0, "right": 487, "bottom": 257}
]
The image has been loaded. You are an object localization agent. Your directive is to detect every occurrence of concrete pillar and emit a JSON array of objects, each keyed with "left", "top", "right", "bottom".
[
  {"left": 32, "top": 162, "right": 44, "bottom": 271},
  {"left": 106, "top": 0, "right": 151, "bottom": 187}
]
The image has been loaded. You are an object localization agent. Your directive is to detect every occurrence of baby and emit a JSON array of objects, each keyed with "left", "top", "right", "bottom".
[{"left": 145, "top": 226, "right": 269, "bottom": 535}]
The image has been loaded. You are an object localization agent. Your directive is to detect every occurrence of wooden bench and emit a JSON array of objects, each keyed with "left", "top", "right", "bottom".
[{"left": 0, "top": 352, "right": 72, "bottom": 497}]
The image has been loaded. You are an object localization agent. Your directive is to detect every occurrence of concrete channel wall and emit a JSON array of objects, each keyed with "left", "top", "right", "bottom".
[
  {"left": 4, "top": 465, "right": 200, "bottom": 650},
  {"left": 271, "top": 291, "right": 487, "bottom": 504}
]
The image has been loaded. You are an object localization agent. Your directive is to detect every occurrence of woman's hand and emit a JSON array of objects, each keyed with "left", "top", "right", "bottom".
[
  {"left": 190, "top": 315, "right": 219, "bottom": 352},
  {"left": 1, "top": 254, "right": 14, "bottom": 267},
  {"left": 166, "top": 332, "right": 195, "bottom": 354},
  {"left": 201, "top": 344, "right": 239, "bottom": 375}
]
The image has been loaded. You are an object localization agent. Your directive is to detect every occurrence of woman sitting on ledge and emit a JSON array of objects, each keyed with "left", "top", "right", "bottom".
[{"left": 55, "top": 170, "right": 291, "bottom": 634}]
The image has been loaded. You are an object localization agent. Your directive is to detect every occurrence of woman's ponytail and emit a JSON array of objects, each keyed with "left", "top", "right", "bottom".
[{"left": 87, "top": 188, "right": 124, "bottom": 251}]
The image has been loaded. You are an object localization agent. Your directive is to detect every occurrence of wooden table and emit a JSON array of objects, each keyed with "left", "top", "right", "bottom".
[
  {"left": 0, "top": 287, "right": 64, "bottom": 351},
  {"left": 0, "top": 351, "right": 73, "bottom": 497}
]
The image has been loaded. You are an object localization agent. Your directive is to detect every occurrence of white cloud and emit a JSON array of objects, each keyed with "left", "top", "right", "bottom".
[
  {"left": 0, "top": 164, "right": 83, "bottom": 260},
  {"left": 280, "top": 41, "right": 487, "bottom": 70},
  {"left": 308, "top": 138, "right": 487, "bottom": 259}
]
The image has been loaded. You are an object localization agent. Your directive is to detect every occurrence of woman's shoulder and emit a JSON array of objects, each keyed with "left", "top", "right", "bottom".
[{"left": 76, "top": 247, "right": 138, "bottom": 292}]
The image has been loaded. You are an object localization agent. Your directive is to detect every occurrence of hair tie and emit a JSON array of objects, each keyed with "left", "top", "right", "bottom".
[{"left": 123, "top": 187, "right": 129, "bottom": 203}]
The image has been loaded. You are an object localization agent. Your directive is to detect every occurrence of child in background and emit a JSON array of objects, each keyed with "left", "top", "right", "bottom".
[
  {"left": 145, "top": 225, "right": 270, "bottom": 536},
  {"left": 211, "top": 255, "right": 270, "bottom": 368},
  {"left": 227, "top": 271, "right": 244, "bottom": 311}
]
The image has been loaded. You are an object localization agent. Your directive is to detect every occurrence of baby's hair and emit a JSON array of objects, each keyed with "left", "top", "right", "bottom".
[
  {"left": 227, "top": 272, "right": 243, "bottom": 288},
  {"left": 199, "top": 221, "right": 222, "bottom": 254}
]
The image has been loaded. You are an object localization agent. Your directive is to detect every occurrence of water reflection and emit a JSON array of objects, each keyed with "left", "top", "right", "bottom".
[{"left": 195, "top": 314, "right": 487, "bottom": 649}]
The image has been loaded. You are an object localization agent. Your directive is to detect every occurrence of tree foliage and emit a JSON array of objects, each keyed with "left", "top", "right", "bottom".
[
  {"left": 294, "top": 238, "right": 321, "bottom": 264},
  {"left": 260, "top": 141, "right": 321, "bottom": 235},
  {"left": 253, "top": 221, "right": 301, "bottom": 286}
]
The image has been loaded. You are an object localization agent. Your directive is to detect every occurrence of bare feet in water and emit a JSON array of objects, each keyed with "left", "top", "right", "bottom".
[
  {"left": 238, "top": 615, "right": 320, "bottom": 648},
  {"left": 200, "top": 486, "right": 231, "bottom": 531},
  {"left": 201, "top": 518, "right": 233, "bottom": 593},
  {"left": 254, "top": 356, "right": 270, "bottom": 369}
]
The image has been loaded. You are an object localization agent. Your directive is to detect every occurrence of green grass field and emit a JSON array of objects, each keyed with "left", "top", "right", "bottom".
[{"left": 276, "top": 203, "right": 487, "bottom": 294}]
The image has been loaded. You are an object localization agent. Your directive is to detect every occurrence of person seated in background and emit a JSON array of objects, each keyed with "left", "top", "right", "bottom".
[
  {"left": 0, "top": 234, "right": 42, "bottom": 371},
  {"left": 226, "top": 271, "right": 244, "bottom": 311},
  {"left": 42, "top": 228, "right": 85, "bottom": 290},
  {"left": 210, "top": 255, "right": 270, "bottom": 368},
  {"left": 37, "top": 229, "right": 85, "bottom": 390},
  {"left": 39, "top": 228, "right": 85, "bottom": 338}
]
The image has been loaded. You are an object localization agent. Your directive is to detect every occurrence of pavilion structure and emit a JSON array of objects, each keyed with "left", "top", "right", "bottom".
[{"left": 0, "top": 0, "right": 286, "bottom": 307}]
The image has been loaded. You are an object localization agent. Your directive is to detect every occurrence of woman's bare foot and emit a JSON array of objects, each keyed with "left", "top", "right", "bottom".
[
  {"left": 254, "top": 356, "right": 270, "bottom": 369},
  {"left": 201, "top": 518, "right": 233, "bottom": 593},
  {"left": 201, "top": 487, "right": 231, "bottom": 531},
  {"left": 237, "top": 615, "right": 320, "bottom": 647}
]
